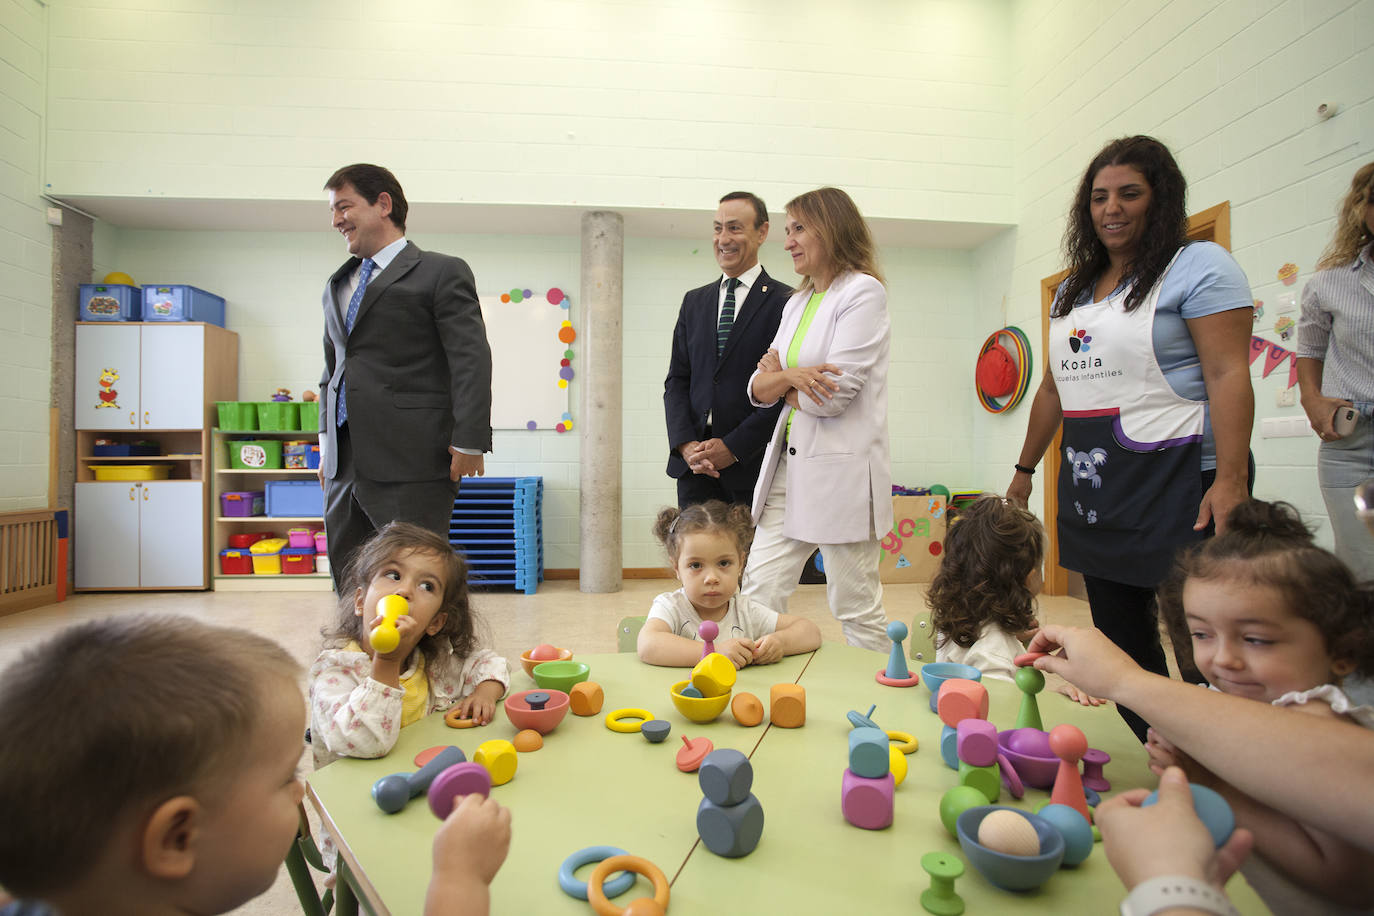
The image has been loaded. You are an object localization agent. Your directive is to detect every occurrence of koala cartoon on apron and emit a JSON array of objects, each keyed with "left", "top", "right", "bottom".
[{"left": 1051, "top": 249, "right": 1204, "bottom": 588}]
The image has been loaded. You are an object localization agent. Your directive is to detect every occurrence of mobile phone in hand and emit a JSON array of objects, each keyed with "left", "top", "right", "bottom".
[{"left": 1332, "top": 406, "right": 1358, "bottom": 437}]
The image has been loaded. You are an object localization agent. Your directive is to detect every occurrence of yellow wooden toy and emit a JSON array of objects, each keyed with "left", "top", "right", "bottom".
[
  {"left": 473, "top": 739, "right": 518, "bottom": 786},
  {"left": 690, "top": 652, "right": 736, "bottom": 698},
  {"left": 889, "top": 744, "right": 908, "bottom": 787},
  {"left": 369, "top": 594, "right": 407, "bottom": 654}
]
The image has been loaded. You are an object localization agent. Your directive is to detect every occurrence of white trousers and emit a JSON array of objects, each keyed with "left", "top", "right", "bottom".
[{"left": 743, "top": 452, "right": 888, "bottom": 651}]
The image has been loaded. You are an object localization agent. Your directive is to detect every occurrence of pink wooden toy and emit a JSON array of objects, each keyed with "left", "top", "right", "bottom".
[
  {"left": 841, "top": 768, "right": 894, "bottom": 830},
  {"left": 1048, "top": 723, "right": 1092, "bottom": 824},
  {"left": 1082, "top": 748, "right": 1111, "bottom": 792},
  {"left": 698, "top": 620, "right": 718, "bottom": 659},
  {"left": 1013, "top": 651, "right": 1047, "bottom": 667},
  {"left": 955, "top": 719, "right": 998, "bottom": 768},
  {"left": 937, "top": 678, "right": 989, "bottom": 728}
]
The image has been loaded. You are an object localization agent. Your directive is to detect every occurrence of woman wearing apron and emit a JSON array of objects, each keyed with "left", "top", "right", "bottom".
[
  {"left": 1008, "top": 136, "right": 1255, "bottom": 741},
  {"left": 743, "top": 187, "right": 892, "bottom": 652}
]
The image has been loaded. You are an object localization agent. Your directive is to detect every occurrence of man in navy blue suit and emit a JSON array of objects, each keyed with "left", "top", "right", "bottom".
[{"left": 664, "top": 192, "right": 791, "bottom": 508}]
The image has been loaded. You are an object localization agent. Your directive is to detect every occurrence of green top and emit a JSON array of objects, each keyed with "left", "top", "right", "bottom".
[{"left": 785, "top": 291, "right": 826, "bottom": 441}]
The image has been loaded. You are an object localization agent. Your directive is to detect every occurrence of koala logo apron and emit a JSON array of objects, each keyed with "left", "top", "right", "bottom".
[{"left": 1050, "top": 250, "right": 1204, "bottom": 587}]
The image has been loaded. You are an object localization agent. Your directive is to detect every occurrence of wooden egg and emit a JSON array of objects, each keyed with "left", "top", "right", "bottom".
[
  {"left": 530, "top": 643, "right": 561, "bottom": 661},
  {"left": 977, "top": 809, "right": 1041, "bottom": 856},
  {"left": 512, "top": 729, "right": 543, "bottom": 752}
]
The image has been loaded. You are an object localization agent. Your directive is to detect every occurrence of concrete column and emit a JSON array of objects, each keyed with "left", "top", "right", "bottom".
[
  {"left": 50, "top": 209, "right": 93, "bottom": 531},
  {"left": 578, "top": 210, "right": 624, "bottom": 593}
]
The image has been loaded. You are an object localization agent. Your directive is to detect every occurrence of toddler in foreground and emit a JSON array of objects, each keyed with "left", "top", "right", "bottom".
[
  {"left": 1152, "top": 500, "right": 1374, "bottom": 914},
  {"left": 928, "top": 496, "right": 1099, "bottom": 704},
  {"left": 310, "top": 522, "right": 509, "bottom": 768},
  {"left": 639, "top": 500, "right": 822, "bottom": 668}
]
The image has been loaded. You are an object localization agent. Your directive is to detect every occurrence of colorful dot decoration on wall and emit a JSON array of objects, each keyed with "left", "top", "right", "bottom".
[{"left": 496, "top": 287, "right": 574, "bottom": 432}]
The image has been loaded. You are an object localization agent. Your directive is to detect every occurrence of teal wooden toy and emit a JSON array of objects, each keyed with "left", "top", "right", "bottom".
[{"left": 877, "top": 621, "right": 920, "bottom": 686}]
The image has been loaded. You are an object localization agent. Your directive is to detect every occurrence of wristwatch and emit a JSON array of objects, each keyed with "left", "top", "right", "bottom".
[{"left": 1119, "top": 876, "right": 1240, "bottom": 916}]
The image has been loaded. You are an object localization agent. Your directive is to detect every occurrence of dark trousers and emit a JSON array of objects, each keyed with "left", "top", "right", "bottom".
[
  {"left": 676, "top": 471, "right": 755, "bottom": 510},
  {"left": 323, "top": 424, "right": 457, "bottom": 592}
]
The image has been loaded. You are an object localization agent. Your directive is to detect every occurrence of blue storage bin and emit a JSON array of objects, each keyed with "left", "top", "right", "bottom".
[
  {"left": 80, "top": 284, "right": 141, "bottom": 321},
  {"left": 265, "top": 480, "right": 324, "bottom": 518},
  {"left": 142, "top": 284, "right": 226, "bottom": 327}
]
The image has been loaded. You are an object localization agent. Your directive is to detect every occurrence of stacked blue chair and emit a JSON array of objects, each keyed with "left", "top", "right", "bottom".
[{"left": 449, "top": 477, "right": 544, "bottom": 594}]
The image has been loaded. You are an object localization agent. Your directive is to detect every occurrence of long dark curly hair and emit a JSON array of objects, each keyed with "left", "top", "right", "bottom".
[
  {"left": 321, "top": 521, "right": 484, "bottom": 667},
  {"left": 1158, "top": 500, "right": 1374, "bottom": 680},
  {"left": 1052, "top": 135, "right": 1189, "bottom": 318},
  {"left": 927, "top": 497, "right": 1044, "bottom": 650}
]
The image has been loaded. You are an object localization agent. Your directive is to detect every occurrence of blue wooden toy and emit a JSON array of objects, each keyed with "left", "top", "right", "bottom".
[{"left": 848, "top": 726, "right": 890, "bottom": 779}]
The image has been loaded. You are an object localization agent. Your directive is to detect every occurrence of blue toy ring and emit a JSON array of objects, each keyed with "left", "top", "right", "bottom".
[{"left": 558, "top": 845, "right": 635, "bottom": 901}]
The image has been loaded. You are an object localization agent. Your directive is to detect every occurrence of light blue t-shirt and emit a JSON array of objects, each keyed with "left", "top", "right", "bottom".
[{"left": 1059, "top": 241, "right": 1253, "bottom": 469}]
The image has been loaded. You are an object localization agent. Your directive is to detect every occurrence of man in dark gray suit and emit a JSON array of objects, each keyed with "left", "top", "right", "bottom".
[
  {"left": 664, "top": 192, "right": 791, "bottom": 507},
  {"left": 318, "top": 164, "right": 492, "bottom": 589}
]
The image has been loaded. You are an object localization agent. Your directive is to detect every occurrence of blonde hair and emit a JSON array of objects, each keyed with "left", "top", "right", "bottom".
[
  {"left": 1316, "top": 161, "right": 1374, "bottom": 270},
  {"left": 785, "top": 187, "right": 884, "bottom": 291}
]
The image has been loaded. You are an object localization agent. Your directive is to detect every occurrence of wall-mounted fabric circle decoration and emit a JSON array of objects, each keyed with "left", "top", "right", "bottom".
[{"left": 976, "top": 326, "right": 1032, "bottom": 414}]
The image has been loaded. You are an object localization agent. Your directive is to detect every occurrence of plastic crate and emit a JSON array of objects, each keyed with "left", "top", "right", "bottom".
[
  {"left": 80, "top": 284, "right": 141, "bottom": 321},
  {"left": 257, "top": 401, "right": 300, "bottom": 431},
  {"left": 265, "top": 480, "right": 324, "bottom": 518},
  {"left": 298, "top": 402, "right": 320, "bottom": 432},
  {"left": 220, "top": 491, "right": 265, "bottom": 517},
  {"left": 249, "top": 537, "right": 288, "bottom": 574},
  {"left": 142, "top": 284, "right": 226, "bottom": 326},
  {"left": 281, "top": 548, "right": 316, "bottom": 574},
  {"left": 217, "top": 402, "right": 258, "bottom": 430},
  {"left": 219, "top": 549, "right": 254, "bottom": 575},
  {"left": 227, "top": 439, "right": 283, "bottom": 470},
  {"left": 89, "top": 464, "right": 172, "bottom": 481},
  {"left": 449, "top": 477, "right": 544, "bottom": 594},
  {"left": 287, "top": 527, "right": 317, "bottom": 548},
  {"left": 228, "top": 532, "right": 274, "bottom": 549},
  {"left": 92, "top": 440, "right": 159, "bottom": 457}
]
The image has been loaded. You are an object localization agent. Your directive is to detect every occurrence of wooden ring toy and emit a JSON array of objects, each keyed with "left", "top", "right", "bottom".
[
  {"left": 875, "top": 669, "right": 921, "bottom": 687},
  {"left": 975, "top": 325, "right": 1033, "bottom": 414},
  {"left": 557, "top": 845, "right": 636, "bottom": 901},
  {"left": 886, "top": 730, "right": 919, "bottom": 754},
  {"left": 587, "top": 854, "right": 670, "bottom": 916},
  {"left": 605, "top": 708, "right": 654, "bottom": 733},
  {"left": 444, "top": 709, "right": 478, "bottom": 728}
]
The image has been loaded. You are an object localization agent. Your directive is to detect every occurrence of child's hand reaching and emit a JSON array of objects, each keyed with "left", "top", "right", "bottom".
[
  {"left": 1144, "top": 727, "right": 1198, "bottom": 778},
  {"left": 751, "top": 634, "right": 783, "bottom": 665},
  {"left": 718, "top": 638, "right": 755, "bottom": 669},
  {"left": 425, "top": 793, "right": 512, "bottom": 915},
  {"left": 454, "top": 680, "right": 505, "bottom": 726},
  {"left": 1054, "top": 679, "right": 1106, "bottom": 706}
]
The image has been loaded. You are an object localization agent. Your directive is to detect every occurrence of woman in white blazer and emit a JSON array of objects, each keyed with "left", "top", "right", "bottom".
[{"left": 742, "top": 187, "right": 892, "bottom": 651}]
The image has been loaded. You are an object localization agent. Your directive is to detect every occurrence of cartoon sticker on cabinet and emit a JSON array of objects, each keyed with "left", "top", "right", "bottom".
[{"left": 96, "top": 368, "right": 120, "bottom": 409}]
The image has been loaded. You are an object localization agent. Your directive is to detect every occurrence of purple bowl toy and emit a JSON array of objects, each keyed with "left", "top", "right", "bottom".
[{"left": 997, "top": 728, "right": 1059, "bottom": 789}]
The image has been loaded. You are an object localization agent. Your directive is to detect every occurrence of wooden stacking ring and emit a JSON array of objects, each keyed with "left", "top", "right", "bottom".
[
  {"left": 887, "top": 730, "right": 919, "bottom": 754},
  {"left": 605, "top": 708, "right": 654, "bottom": 733},
  {"left": 587, "top": 854, "right": 669, "bottom": 916}
]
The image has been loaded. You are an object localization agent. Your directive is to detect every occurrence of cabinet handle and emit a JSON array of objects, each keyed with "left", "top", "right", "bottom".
[
  {"left": 129, "top": 411, "right": 136, "bottom": 426},
  {"left": 129, "top": 487, "right": 136, "bottom": 501},
  {"left": 144, "top": 410, "right": 151, "bottom": 425},
  {"left": 143, "top": 487, "right": 149, "bottom": 501}
]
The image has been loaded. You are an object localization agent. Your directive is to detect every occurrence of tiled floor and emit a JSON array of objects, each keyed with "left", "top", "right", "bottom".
[{"left": 0, "top": 578, "right": 1099, "bottom": 915}]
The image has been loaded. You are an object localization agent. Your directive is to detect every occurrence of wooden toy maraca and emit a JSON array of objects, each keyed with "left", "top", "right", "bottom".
[{"left": 370, "top": 593, "right": 407, "bottom": 654}]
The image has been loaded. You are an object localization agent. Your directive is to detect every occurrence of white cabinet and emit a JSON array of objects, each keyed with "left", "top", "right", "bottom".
[
  {"left": 75, "top": 481, "right": 205, "bottom": 589},
  {"left": 75, "top": 324, "right": 208, "bottom": 430}
]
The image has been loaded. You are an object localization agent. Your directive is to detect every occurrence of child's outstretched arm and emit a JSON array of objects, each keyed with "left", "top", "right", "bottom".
[
  {"left": 751, "top": 615, "right": 822, "bottom": 664},
  {"left": 637, "top": 618, "right": 753, "bottom": 668},
  {"left": 424, "top": 793, "right": 512, "bottom": 916}
]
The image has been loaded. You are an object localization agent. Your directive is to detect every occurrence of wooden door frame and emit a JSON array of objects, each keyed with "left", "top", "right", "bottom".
[{"left": 1037, "top": 201, "right": 1231, "bottom": 595}]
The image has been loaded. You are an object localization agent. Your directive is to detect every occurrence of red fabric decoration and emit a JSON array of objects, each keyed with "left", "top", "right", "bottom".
[{"left": 976, "top": 343, "right": 1018, "bottom": 397}]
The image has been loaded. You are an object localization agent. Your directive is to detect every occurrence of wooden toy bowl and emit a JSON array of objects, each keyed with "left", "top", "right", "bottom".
[
  {"left": 670, "top": 680, "right": 730, "bottom": 723},
  {"left": 504, "top": 689, "right": 571, "bottom": 735},
  {"left": 520, "top": 646, "right": 574, "bottom": 678},
  {"left": 997, "top": 728, "right": 1059, "bottom": 789},
  {"left": 532, "top": 660, "right": 591, "bottom": 692},
  {"left": 956, "top": 805, "right": 1065, "bottom": 891},
  {"left": 920, "top": 662, "right": 982, "bottom": 713}
]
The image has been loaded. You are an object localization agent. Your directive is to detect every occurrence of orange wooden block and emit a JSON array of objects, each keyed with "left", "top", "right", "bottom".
[
  {"left": 769, "top": 683, "right": 806, "bottom": 728},
  {"left": 937, "top": 678, "right": 989, "bottom": 728},
  {"left": 731, "top": 692, "right": 764, "bottom": 727},
  {"left": 569, "top": 681, "right": 604, "bottom": 716}
]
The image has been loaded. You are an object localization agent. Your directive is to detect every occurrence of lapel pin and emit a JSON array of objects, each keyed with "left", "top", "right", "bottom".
[{"left": 762, "top": 286, "right": 768, "bottom": 293}]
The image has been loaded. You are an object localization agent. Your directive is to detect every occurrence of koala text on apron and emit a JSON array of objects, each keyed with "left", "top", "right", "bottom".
[{"left": 1050, "top": 249, "right": 1203, "bottom": 588}]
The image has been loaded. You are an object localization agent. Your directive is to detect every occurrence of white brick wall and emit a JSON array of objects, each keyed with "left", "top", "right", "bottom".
[
  {"left": 976, "top": 0, "right": 1374, "bottom": 546},
  {"left": 0, "top": 0, "right": 50, "bottom": 511},
  {"left": 43, "top": 0, "right": 1015, "bottom": 225}
]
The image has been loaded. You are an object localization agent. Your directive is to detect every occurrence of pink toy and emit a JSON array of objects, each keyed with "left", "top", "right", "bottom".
[
  {"left": 531, "top": 643, "right": 560, "bottom": 661},
  {"left": 1013, "top": 651, "right": 1047, "bottom": 667},
  {"left": 698, "top": 620, "right": 718, "bottom": 659},
  {"left": 841, "top": 768, "right": 894, "bottom": 830},
  {"left": 997, "top": 752, "right": 1025, "bottom": 799},
  {"left": 428, "top": 762, "right": 492, "bottom": 819},
  {"left": 997, "top": 729, "right": 1059, "bottom": 790},
  {"left": 937, "top": 678, "right": 990, "bottom": 728},
  {"left": 677, "top": 735, "right": 714, "bottom": 772},
  {"left": 1082, "top": 747, "right": 1111, "bottom": 792},
  {"left": 1048, "top": 724, "right": 1092, "bottom": 824},
  {"left": 956, "top": 719, "right": 998, "bottom": 768}
]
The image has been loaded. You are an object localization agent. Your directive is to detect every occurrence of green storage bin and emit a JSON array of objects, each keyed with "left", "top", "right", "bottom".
[
  {"left": 216, "top": 401, "right": 258, "bottom": 430},
  {"left": 228, "top": 439, "right": 283, "bottom": 469},
  {"left": 298, "top": 401, "right": 320, "bottom": 432},
  {"left": 257, "top": 401, "right": 300, "bottom": 431}
]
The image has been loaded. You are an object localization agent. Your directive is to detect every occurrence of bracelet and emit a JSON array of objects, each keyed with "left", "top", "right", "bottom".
[
  {"left": 1119, "top": 876, "right": 1239, "bottom": 916},
  {"left": 1014, "top": 463, "right": 1036, "bottom": 475}
]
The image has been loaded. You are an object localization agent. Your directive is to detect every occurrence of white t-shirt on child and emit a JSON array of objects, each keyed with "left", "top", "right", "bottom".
[
  {"left": 647, "top": 590, "right": 779, "bottom": 643},
  {"left": 934, "top": 623, "right": 1023, "bottom": 682}
]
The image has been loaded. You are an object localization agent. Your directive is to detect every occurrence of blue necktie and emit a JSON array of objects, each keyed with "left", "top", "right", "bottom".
[
  {"left": 335, "top": 257, "right": 376, "bottom": 427},
  {"left": 717, "top": 277, "right": 740, "bottom": 357}
]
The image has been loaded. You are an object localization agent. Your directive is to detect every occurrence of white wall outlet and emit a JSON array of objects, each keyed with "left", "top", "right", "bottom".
[
  {"left": 1276, "top": 388, "right": 1296, "bottom": 408},
  {"left": 1261, "top": 416, "right": 1312, "bottom": 438}
]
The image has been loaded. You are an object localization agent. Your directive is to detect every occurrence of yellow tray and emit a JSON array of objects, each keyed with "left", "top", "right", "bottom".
[{"left": 89, "top": 464, "right": 173, "bottom": 481}]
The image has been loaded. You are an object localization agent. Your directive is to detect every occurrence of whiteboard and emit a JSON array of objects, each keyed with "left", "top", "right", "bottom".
[{"left": 479, "top": 286, "right": 575, "bottom": 432}]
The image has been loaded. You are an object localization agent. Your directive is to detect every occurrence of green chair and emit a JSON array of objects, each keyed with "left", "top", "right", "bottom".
[
  {"left": 285, "top": 803, "right": 363, "bottom": 915},
  {"left": 617, "top": 615, "right": 647, "bottom": 653},
  {"left": 909, "top": 610, "right": 937, "bottom": 664}
]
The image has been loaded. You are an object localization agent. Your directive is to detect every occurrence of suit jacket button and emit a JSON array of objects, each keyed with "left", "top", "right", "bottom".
[{"left": 788, "top": 447, "right": 796, "bottom": 456}]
